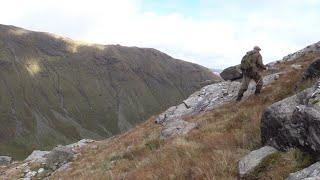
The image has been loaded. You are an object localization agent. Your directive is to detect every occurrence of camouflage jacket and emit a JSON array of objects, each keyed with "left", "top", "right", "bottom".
[{"left": 248, "top": 50, "right": 265, "bottom": 72}]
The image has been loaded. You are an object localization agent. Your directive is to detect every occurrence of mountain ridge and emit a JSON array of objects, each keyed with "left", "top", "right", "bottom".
[{"left": 0, "top": 24, "right": 220, "bottom": 159}]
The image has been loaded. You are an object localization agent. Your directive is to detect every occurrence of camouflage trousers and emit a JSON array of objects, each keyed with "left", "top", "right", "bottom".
[{"left": 237, "top": 70, "right": 263, "bottom": 99}]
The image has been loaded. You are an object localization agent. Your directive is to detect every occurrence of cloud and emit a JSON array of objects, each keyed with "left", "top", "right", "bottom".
[{"left": 0, "top": 0, "right": 319, "bottom": 69}]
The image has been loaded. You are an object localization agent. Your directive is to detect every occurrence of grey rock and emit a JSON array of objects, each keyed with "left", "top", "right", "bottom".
[
  {"left": 287, "top": 161, "right": 320, "bottom": 180},
  {"left": 238, "top": 146, "right": 278, "bottom": 177},
  {"left": 303, "top": 59, "right": 320, "bottom": 80},
  {"left": 283, "top": 51, "right": 306, "bottom": 62},
  {"left": 283, "top": 41, "right": 320, "bottom": 62},
  {"left": 291, "top": 105, "right": 320, "bottom": 152},
  {"left": 54, "top": 162, "right": 71, "bottom": 173},
  {"left": 157, "top": 73, "right": 282, "bottom": 138},
  {"left": 66, "top": 139, "right": 95, "bottom": 152},
  {"left": 291, "top": 64, "right": 303, "bottom": 70},
  {"left": 261, "top": 79, "right": 320, "bottom": 153},
  {"left": 24, "top": 150, "right": 50, "bottom": 163},
  {"left": 261, "top": 88, "right": 312, "bottom": 150},
  {"left": 220, "top": 65, "right": 242, "bottom": 81},
  {"left": 263, "top": 73, "right": 281, "bottom": 86},
  {"left": 266, "top": 61, "right": 281, "bottom": 73},
  {"left": 160, "top": 119, "right": 196, "bottom": 139},
  {"left": 157, "top": 73, "right": 282, "bottom": 125},
  {"left": 37, "top": 168, "right": 45, "bottom": 174},
  {"left": 0, "top": 156, "right": 12, "bottom": 165},
  {"left": 45, "top": 146, "right": 74, "bottom": 170},
  {"left": 25, "top": 171, "right": 37, "bottom": 178}
]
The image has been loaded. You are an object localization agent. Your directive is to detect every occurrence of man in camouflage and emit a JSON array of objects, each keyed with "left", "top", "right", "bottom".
[{"left": 236, "top": 46, "right": 266, "bottom": 101}]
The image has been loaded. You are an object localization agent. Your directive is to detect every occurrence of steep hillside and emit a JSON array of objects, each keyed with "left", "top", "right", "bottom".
[
  {"left": 0, "top": 24, "right": 219, "bottom": 159},
  {"left": 38, "top": 43, "right": 319, "bottom": 179}
]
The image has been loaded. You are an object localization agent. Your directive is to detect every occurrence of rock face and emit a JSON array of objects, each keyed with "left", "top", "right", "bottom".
[
  {"left": 157, "top": 73, "right": 281, "bottom": 138},
  {"left": 0, "top": 24, "right": 219, "bottom": 159},
  {"left": 238, "top": 146, "right": 278, "bottom": 178},
  {"left": 220, "top": 65, "right": 242, "bottom": 81},
  {"left": 266, "top": 61, "right": 281, "bottom": 73},
  {"left": 286, "top": 161, "right": 320, "bottom": 180},
  {"left": 160, "top": 119, "right": 196, "bottom": 139},
  {"left": 261, "top": 80, "right": 320, "bottom": 153},
  {"left": 1, "top": 139, "right": 95, "bottom": 179},
  {"left": 260, "top": 88, "right": 310, "bottom": 149},
  {"left": 303, "top": 58, "right": 320, "bottom": 80},
  {"left": 0, "top": 156, "right": 12, "bottom": 165},
  {"left": 283, "top": 41, "right": 320, "bottom": 61},
  {"left": 45, "top": 146, "right": 74, "bottom": 170},
  {"left": 24, "top": 150, "right": 50, "bottom": 163}
]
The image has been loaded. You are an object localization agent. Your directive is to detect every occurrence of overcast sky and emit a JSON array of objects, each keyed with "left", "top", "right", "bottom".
[{"left": 0, "top": 0, "right": 320, "bottom": 69}]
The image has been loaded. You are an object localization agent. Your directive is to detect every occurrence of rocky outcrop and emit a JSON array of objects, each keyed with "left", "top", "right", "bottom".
[
  {"left": 303, "top": 58, "right": 320, "bottom": 80},
  {"left": 160, "top": 119, "right": 196, "bottom": 139},
  {"left": 266, "top": 61, "right": 281, "bottom": 74},
  {"left": 261, "top": 80, "right": 320, "bottom": 153},
  {"left": 157, "top": 73, "right": 281, "bottom": 138},
  {"left": 220, "top": 65, "right": 242, "bottom": 81},
  {"left": 45, "top": 146, "right": 74, "bottom": 170},
  {"left": 238, "top": 146, "right": 278, "bottom": 178},
  {"left": 0, "top": 139, "right": 94, "bottom": 179},
  {"left": 291, "top": 64, "right": 303, "bottom": 70},
  {"left": 24, "top": 150, "right": 50, "bottom": 163},
  {"left": 283, "top": 41, "right": 320, "bottom": 61},
  {"left": 0, "top": 156, "right": 12, "bottom": 166},
  {"left": 260, "top": 88, "right": 311, "bottom": 149},
  {"left": 286, "top": 161, "right": 320, "bottom": 180}
]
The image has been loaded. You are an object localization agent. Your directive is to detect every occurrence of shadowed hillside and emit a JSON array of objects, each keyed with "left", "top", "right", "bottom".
[{"left": 0, "top": 24, "right": 219, "bottom": 159}]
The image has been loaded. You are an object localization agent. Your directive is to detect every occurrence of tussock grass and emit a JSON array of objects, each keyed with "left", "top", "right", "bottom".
[
  {"left": 245, "top": 148, "right": 313, "bottom": 180},
  {"left": 50, "top": 55, "right": 319, "bottom": 179}
]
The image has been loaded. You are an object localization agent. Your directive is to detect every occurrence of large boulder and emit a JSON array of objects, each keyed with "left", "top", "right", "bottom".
[
  {"left": 286, "top": 161, "right": 320, "bottom": 180},
  {"left": 260, "top": 88, "right": 311, "bottom": 149},
  {"left": 45, "top": 146, "right": 74, "bottom": 170},
  {"left": 24, "top": 150, "right": 50, "bottom": 163},
  {"left": 0, "top": 156, "right": 12, "bottom": 165},
  {"left": 160, "top": 119, "right": 196, "bottom": 139},
  {"left": 261, "top": 80, "right": 320, "bottom": 153},
  {"left": 303, "top": 58, "right": 320, "bottom": 80},
  {"left": 157, "top": 73, "right": 282, "bottom": 138},
  {"left": 238, "top": 146, "right": 278, "bottom": 178},
  {"left": 220, "top": 65, "right": 243, "bottom": 81}
]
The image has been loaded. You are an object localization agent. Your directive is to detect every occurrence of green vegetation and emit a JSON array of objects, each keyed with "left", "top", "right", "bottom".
[
  {"left": 0, "top": 24, "right": 219, "bottom": 159},
  {"left": 245, "top": 149, "right": 313, "bottom": 180}
]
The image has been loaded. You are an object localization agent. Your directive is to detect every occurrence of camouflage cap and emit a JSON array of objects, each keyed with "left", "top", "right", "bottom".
[{"left": 254, "top": 46, "right": 261, "bottom": 51}]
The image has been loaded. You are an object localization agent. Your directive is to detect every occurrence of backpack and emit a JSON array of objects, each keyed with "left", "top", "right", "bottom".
[{"left": 240, "top": 51, "right": 254, "bottom": 71}]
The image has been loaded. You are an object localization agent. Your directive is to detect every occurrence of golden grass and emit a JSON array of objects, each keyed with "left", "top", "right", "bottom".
[{"left": 50, "top": 55, "right": 319, "bottom": 180}]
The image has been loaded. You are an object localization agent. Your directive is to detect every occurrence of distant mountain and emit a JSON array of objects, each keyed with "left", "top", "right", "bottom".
[
  {"left": 211, "top": 68, "right": 222, "bottom": 75},
  {"left": 0, "top": 24, "right": 220, "bottom": 159}
]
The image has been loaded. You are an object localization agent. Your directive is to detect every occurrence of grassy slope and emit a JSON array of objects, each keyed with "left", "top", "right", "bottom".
[
  {"left": 0, "top": 24, "right": 219, "bottom": 159},
  {"left": 51, "top": 52, "right": 320, "bottom": 180}
]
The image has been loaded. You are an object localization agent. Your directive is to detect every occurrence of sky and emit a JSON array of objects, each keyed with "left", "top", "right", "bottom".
[{"left": 0, "top": 0, "right": 320, "bottom": 69}]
